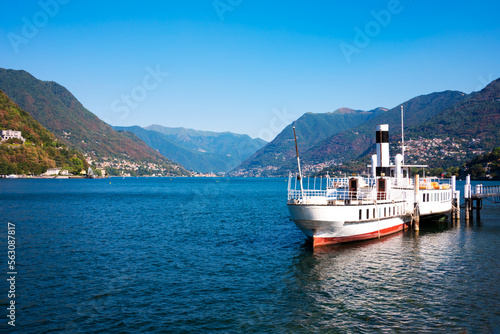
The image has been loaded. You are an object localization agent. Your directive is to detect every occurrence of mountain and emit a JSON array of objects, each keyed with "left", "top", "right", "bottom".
[
  {"left": 145, "top": 125, "right": 267, "bottom": 161},
  {"left": 300, "top": 79, "right": 499, "bottom": 177},
  {"left": 234, "top": 89, "right": 471, "bottom": 176},
  {"left": 303, "top": 90, "right": 468, "bottom": 165},
  {"left": 114, "top": 125, "right": 267, "bottom": 173},
  {"left": 0, "top": 90, "right": 88, "bottom": 175},
  {"left": 402, "top": 78, "right": 500, "bottom": 169},
  {"left": 0, "top": 68, "right": 189, "bottom": 176},
  {"left": 233, "top": 107, "right": 387, "bottom": 175}
]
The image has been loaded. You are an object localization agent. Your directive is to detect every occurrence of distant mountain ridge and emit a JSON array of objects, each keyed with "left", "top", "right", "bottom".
[
  {"left": 303, "top": 90, "right": 468, "bottom": 165},
  {"left": 115, "top": 125, "right": 267, "bottom": 173},
  {"left": 234, "top": 107, "right": 387, "bottom": 174},
  {"left": 145, "top": 125, "right": 266, "bottom": 161},
  {"left": 232, "top": 81, "right": 500, "bottom": 176},
  {"left": 0, "top": 68, "right": 189, "bottom": 176}
]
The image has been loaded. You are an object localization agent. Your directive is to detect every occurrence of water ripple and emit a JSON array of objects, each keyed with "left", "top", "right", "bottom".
[{"left": 0, "top": 178, "right": 499, "bottom": 333}]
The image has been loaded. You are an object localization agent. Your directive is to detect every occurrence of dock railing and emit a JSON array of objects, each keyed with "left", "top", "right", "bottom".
[{"left": 470, "top": 184, "right": 500, "bottom": 198}]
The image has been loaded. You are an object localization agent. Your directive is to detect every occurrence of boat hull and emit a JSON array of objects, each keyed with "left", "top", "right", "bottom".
[
  {"left": 311, "top": 220, "right": 410, "bottom": 247},
  {"left": 288, "top": 204, "right": 411, "bottom": 247}
]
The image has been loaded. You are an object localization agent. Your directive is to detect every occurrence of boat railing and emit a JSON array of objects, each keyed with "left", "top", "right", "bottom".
[
  {"left": 418, "top": 177, "right": 452, "bottom": 190},
  {"left": 287, "top": 186, "right": 409, "bottom": 203},
  {"left": 287, "top": 173, "right": 417, "bottom": 204}
]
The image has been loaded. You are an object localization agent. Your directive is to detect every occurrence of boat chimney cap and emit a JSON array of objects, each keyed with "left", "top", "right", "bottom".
[{"left": 376, "top": 124, "right": 389, "bottom": 131}]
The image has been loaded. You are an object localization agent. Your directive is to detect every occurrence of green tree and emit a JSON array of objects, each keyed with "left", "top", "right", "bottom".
[
  {"left": 470, "top": 164, "right": 485, "bottom": 178},
  {"left": 445, "top": 166, "right": 459, "bottom": 177}
]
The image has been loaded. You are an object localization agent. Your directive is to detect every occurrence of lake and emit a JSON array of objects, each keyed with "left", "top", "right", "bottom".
[{"left": 0, "top": 177, "right": 499, "bottom": 333}]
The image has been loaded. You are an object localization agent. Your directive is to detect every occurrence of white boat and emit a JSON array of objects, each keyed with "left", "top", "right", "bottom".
[{"left": 287, "top": 124, "right": 457, "bottom": 248}]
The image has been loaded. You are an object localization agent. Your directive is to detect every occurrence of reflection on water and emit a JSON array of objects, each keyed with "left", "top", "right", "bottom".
[{"left": 288, "top": 215, "right": 499, "bottom": 333}]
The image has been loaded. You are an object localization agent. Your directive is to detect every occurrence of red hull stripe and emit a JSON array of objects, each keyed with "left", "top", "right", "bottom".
[{"left": 313, "top": 223, "right": 409, "bottom": 248}]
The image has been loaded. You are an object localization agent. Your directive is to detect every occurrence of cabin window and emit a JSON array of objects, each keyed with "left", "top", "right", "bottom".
[
  {"left": 374, "top": 208, "right": 376, "bottom": 219},
  {"left": 367, "top": 209, "right": 370, "bottom": 219},
  {"left": 359, "top": 209, "right": 362, "bottom": 220},
  {"left": 384, "top": 207, "right": 386, "bottom": 217}
]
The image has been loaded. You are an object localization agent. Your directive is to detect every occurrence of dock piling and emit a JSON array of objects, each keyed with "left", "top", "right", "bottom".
[{"left": 465, "top": 175, "right": 471, "bottom": 221}]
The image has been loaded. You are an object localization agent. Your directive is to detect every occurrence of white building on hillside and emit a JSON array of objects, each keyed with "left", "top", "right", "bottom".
[
  {"left": 1, "top": 130, "right": 25, "bottom": 143},
  {"left": 43, "top": 168, "right": 61, "bottom": 176}
]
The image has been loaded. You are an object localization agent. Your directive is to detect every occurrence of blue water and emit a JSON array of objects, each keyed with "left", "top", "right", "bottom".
[{"left": 0, "top": 177, "right": 499, "bottom": 333}]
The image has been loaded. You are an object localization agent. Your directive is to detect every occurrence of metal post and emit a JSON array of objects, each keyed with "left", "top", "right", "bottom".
[
  {"left": 293, "top": 126, "right": 304, "bottom": 201},
  {"left": 401, "top": 105, "right": 405, "bottom": 165},
  {"left": 451, "top": 175, "right": 456, "bottom": 220},
  {"left": 465, "top": 175, "right": 471, "bottom": 221},
  {"left": 414, "top": 174, "right": 420, "bottom": 231}
]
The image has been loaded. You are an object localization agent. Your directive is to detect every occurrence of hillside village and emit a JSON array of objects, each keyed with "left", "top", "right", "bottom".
[
  {"left": 86, "top": 156, "right": 188, "bottom": 177},
  {"left": 234, "top": 135, "right": 493, "bottom": 177},
  {"left": 402, "top": 137, "right": 484, "bottom": 164}
]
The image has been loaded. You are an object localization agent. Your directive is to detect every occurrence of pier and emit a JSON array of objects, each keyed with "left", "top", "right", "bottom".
[{"left": 464, "top": 175, "right": 500, "bottom": 220}]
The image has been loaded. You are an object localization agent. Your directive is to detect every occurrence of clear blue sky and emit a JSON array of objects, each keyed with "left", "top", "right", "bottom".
[{"left": 1, "top": 0, "right": 499, "bottom": 140}]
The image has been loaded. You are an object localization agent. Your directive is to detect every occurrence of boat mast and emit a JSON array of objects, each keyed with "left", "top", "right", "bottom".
[
  {"left": 401, "top": 105, "right": 405, "bottom": 165},
  {"left": 293, "top": 126, "right": 304, "bottom": 200}
]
